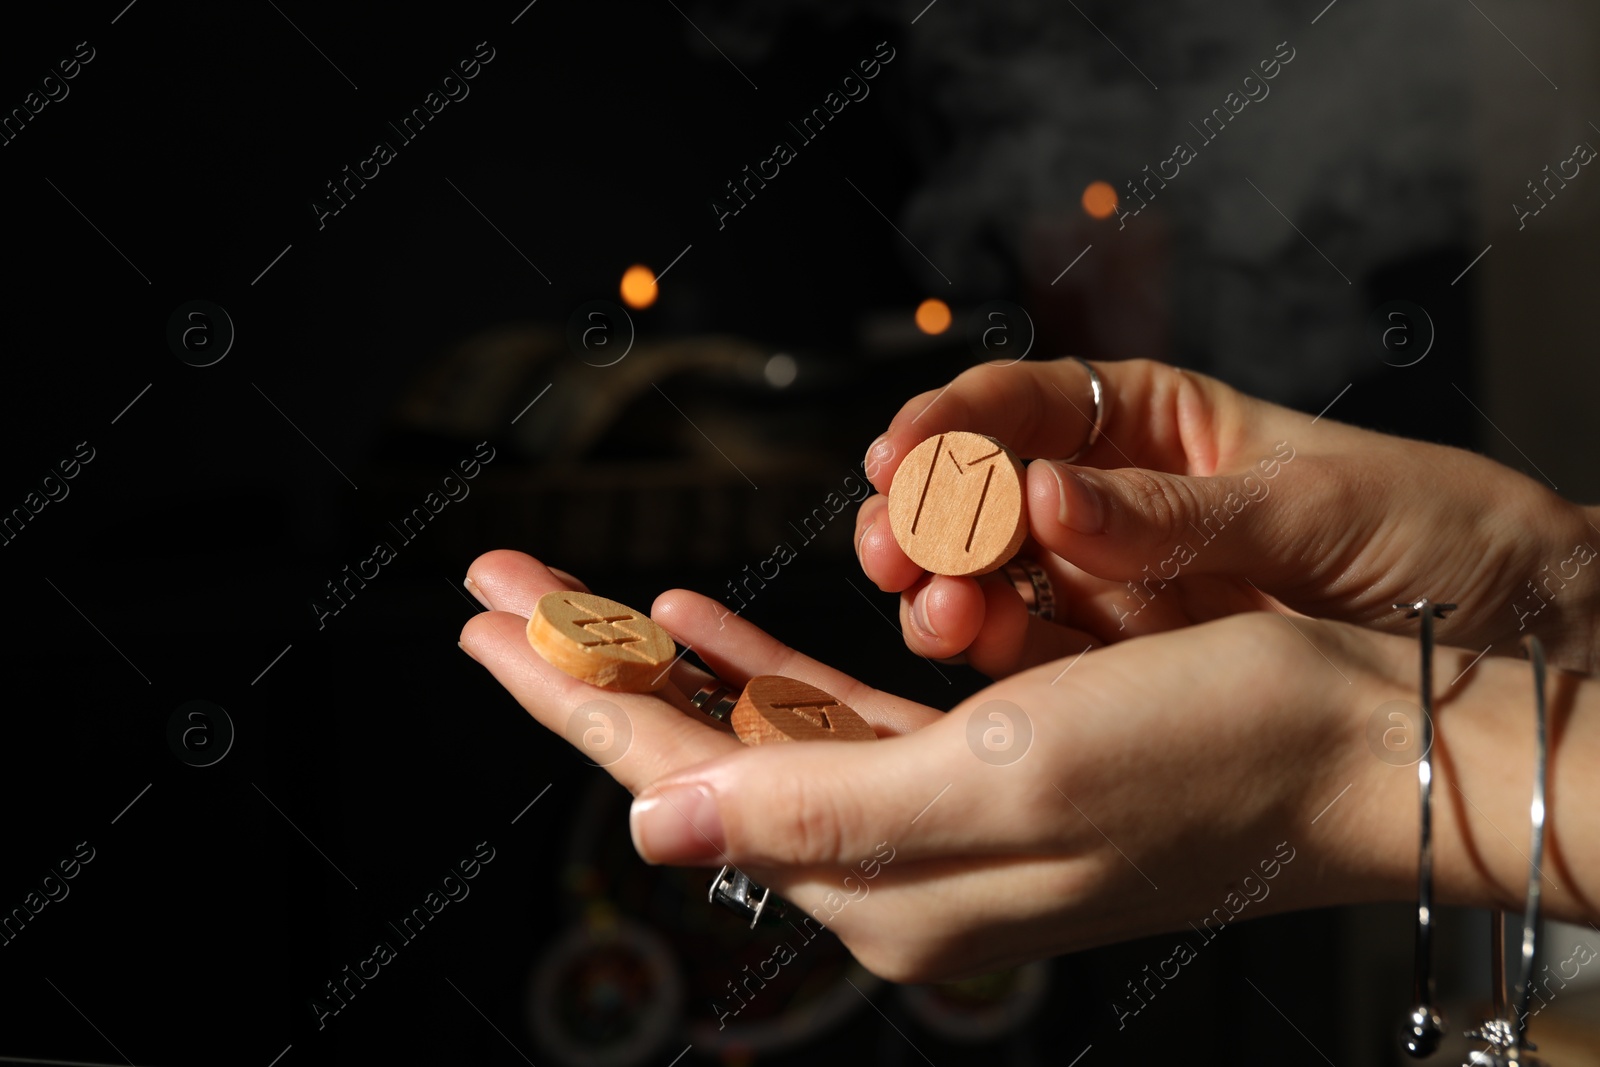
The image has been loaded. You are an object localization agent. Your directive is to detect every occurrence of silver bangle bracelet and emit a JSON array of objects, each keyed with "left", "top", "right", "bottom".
[
  {"left": 1516, "top": 636, "right": 1550, "bottom": 1053},
  {"left": 1398, "top": 597, "right": 1455, "bottom": 1059},
  {"left": 1465, "top": 636, "right": 1551, "bottom": 1066}
]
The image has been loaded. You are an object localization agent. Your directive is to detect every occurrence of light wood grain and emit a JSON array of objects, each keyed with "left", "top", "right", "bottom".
[
  {"left": 526, "top": 591, "right": 676, "bottom": 692},
  {"left": 886, "top": 431, "right": 1027, "bottom": 577},
  {"left": 731, "top": 676, "right": 877, "bottom": 745}
]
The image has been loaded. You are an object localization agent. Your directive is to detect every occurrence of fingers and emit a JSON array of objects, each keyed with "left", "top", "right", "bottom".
[
  {"left": 886, "top": 564, "right": 1103, "bottom": 675},
  {"left": 462, "top": 553, "right": 1118, "bottom": 898},
  {"left": 864, "top": 357, "right": 1292, "bottom": 496},
  {"left": 962, "top": 573, "right": 1102, "bottom": 677},
  {"left": 460, "top": 551, "right": 741, "bottom": 787},
  {"left": 650, "top": 588, "right": 939, "bottom": 737},
  {"left": 1024, "top": 448, "right": 1308, "bottom": 585},
  {"left": 860, "top": 504, "right": 1110, "bottom": 671},
  {"left": 461, "top": 603, "right": 743, "bottom": 793},
  {"left": 467, "top": 550, "right": 709, "bottom": 714},
  {"left": 546, "top": 566, "right": 591, "bottom": 593},
  {"left": 628, "top": 706, "right": 1056, "bottom": 871},
  {"left": 865, "top": 358, "right": 1080, "bottom": 493},
  {"left": 856, "top": 494, "right": 923, "bottom": 593},
  {"left": 897, "top": 574, "right": 986, "bottom": 659},
  {"left": 465, "top": 549, "right": 570, "bottom": 617}
]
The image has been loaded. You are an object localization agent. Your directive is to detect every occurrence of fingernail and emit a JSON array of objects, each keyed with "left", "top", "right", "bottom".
[
  {"left": 463, "top": 576, "right": 491, "bottom": 610},
  {"left": 1040, "top": 460, "right": 1105, "bottom": 535},
  {"left": 864, "top": 434, "right": 894, "bottom": 476},
  {"left": 457, "top": 641, "right": 479, "bottom": 663},
  {"left": 856, "top": 521, "right": 875, "bottom": 564},
  {"left": 910, "top": 586, "right": 938, "bottom": 638},
  {"left": 630, "top": 784, "right": 726, "bottom": 865}
]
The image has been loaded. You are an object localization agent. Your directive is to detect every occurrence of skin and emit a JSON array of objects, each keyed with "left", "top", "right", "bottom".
[
  {"left": 461, "top": 550, "right": 1600, "bottom": 984},
  {"left": 457, "top": 356, "right": 1600, "bottom": 984},
  {"left": 855, "top": 357, "right": 1600, "bottom": 678}
]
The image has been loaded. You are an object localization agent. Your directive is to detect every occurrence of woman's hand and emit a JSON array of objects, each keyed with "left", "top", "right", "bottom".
[
  {"left": 856, "top": 357, "right": 1600, "bottom": 677},
  {"left": 460, "top": 549, "right": 1528, "bottom": 984},
  {"left": 458, "top": 549, "right": 941, "bottom": 791}
]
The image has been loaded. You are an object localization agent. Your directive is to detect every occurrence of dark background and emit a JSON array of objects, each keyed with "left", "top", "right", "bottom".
[{"left": 3, "top": 1, "right": 1598, "bottom": 1065}]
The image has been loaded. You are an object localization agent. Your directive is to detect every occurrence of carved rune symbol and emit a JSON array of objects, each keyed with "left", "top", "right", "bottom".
[
  {"left": 911, "top": 434, "right": 1004, "bottom": 552},
  {"left": 567, "top": 601, "right": 651, "bottom": 659},
  {"left": 769, "top": 699, "right": 841, "bottom": 731}
]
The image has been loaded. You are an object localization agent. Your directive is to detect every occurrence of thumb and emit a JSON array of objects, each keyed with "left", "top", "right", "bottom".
[
  {"left": 1026, "top": 447, "right": 1307, "bottom": 583},
  {"left": 628, "top": 710, "right": 1044, "bottom": 869}
]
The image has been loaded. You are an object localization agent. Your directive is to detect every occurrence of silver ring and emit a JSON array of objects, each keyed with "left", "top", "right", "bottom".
[
  {"left": 695, "top": 682, "right": 790, "bottom": 929},
  {"left": 708, "top": 864, "right": 785, "bottom": 929},
  {"left": 1064, "top": 358, "right": 1105, "bottom": 463},
  {"left": 1002, "top": 559, "right": 1056, "bottom": 621},
  {"left": 690, "top": 683, "right": 739, "bottom": 723}
]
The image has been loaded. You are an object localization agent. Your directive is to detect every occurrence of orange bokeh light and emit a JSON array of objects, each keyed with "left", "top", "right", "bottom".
[
  {"left": 1081, "top": 180, "right": 1118, "bottom": 220},
  {"left": 620, "top": 264, "right": 658, "bottom": 309},
  {"left": 915, "top": 298, "right": 952, "bottom": 335}
]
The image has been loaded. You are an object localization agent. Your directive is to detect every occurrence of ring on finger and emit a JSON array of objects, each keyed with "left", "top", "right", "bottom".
[
  {"left": 1002, "top": 558, "right": 1057, "bottom": 621},
  {"left": 1063, "top": 357, "right": 1106, "bottom": 463}
]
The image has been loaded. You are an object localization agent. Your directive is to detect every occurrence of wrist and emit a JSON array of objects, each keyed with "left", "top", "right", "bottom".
[
  {"left": 1433, "top": 643, "right": 1600, "bottom": 927},
  {"left": 1294, "top": 622, "right": 1428, "bottom": 909},
  {"left": 1507, "top": 497, "right": 1600, "bottom": 675},
  {"left": 1325, "top": 628, "right": 1600, "bottom": 925}
]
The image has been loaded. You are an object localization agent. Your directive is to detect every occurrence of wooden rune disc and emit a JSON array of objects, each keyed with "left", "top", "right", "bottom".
[
  {"left": 526, "top": 591, "right": 676, "bottom": 693},
  {"left": 730, "top": 676, "right": 877, "bottom": 745},
  {"left": 886, "top": 431, "right": 1027, "bottom": 577}
]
